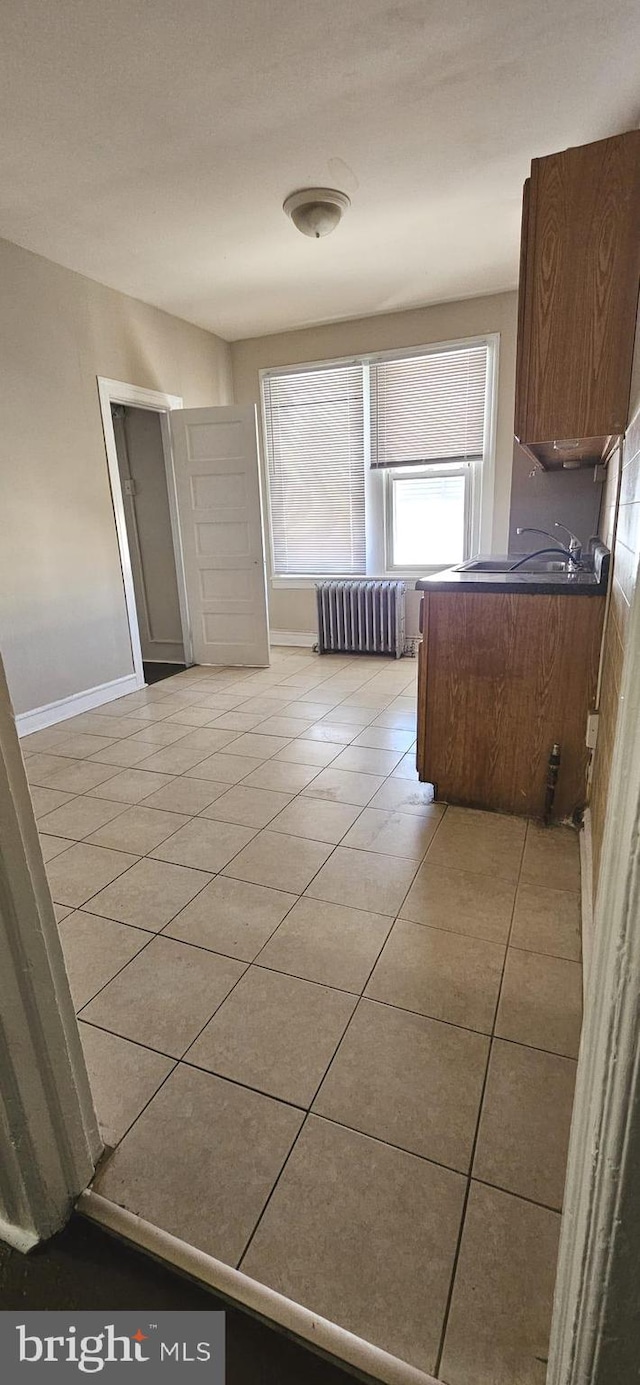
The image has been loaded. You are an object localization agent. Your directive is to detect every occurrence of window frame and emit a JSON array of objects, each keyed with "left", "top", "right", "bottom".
[{"left": 259, "top": 332, "right": 499, "bottom": 587}]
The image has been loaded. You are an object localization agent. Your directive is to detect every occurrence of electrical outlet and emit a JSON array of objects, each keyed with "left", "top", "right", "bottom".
[{"left": 586, "top": 712, "right": 599, "bottom": 749}]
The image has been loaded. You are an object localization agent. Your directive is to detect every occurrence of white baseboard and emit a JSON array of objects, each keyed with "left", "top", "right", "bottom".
[
  {"left": 580, "top": 809, "right": 594, "bottom": 1006},
  {"left": 16, "top": 673, "right": 143, "bottom": 738},
  {"left": 270, "top": 630, "right": 316, "bottom": 648}
]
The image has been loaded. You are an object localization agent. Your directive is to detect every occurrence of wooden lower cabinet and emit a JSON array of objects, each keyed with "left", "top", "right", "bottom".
[{"left": 416, "top": 591, "right": 605, "bottom": 820}]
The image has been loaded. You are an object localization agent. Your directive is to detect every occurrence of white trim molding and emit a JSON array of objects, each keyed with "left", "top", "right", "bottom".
[
  {"left": 269, "top": 630, "right": 317, "bottom": 647},
  {"left": 0, "top": 654, "right": 100, "bottom": 1249},
  {"left": 548, "top": 515, "right": 640, "bottom": 1383},
  {"left": 15, "top": 673, "right": 141, "bottom": 738},
  {"left": 79, "top": 1190, "right": 438, "bottom": 1385}
]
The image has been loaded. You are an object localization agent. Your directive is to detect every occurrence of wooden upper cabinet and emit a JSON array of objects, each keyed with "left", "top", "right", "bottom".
[{"left": 514, "top": 131, "right": 640, "bottom": 469}]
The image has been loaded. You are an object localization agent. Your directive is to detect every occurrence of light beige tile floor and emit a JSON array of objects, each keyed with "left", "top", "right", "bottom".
[
  {"left": 38, "top": 794, "right": 129, "bottom": 840},
  {"left": 86, "top": 767, "right": 176, "bottom": 803},
  {"left": 81, "top": 935, "right": 245, "bottom": 1057},
  {"left": 84, "top": 857, "right": 212, "bottom": 931},
  {"left": 200, "top": 784, "right": 293, "bottom": 828},
  {"left": 256, "top": 896, "right": 392, "bottom": 991},
  {"left": 164, "top": 875, "right": 297, "bottom": 961},
  {"left": 34, "top": 649, "right": 582, "bottom": 1384},
  {"left": 187, "top": 967, "right": 357, "bottom": 1106},
  {"left": 439, "top": 1182, "right": 561, "bottom": 1385},
  {"left": 78, "top": 1022, "right": 174, "bottom": 1148},
  {"left": 40, "top": 833, "right": 76, "bottom": 862}
]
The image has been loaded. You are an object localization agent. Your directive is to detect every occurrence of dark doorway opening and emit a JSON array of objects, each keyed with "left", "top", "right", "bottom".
[{"left": 143, "top": 661, "right": 187, "bottom": 686}]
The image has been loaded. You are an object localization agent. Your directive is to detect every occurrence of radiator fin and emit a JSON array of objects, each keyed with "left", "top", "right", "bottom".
[{"left": 315, "top": 581, "right": 406, "bottom": 658}]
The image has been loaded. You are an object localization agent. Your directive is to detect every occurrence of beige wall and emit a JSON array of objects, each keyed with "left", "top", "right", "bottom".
[
  {"left": 231, "top": 291, "right": 518, "bottom": 635},
  {"left": 0, "top": 237, "right": 232, "bottom": 715}
]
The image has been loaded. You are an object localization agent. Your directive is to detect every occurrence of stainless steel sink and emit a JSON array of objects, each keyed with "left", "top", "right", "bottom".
[{"left": 455, "top": 556, "right": 570, "bottom": 574}]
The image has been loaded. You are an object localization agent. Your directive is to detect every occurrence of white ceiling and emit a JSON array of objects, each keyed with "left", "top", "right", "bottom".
[{"left": 1, "top": 0, "right": 639, "bottom": 340}]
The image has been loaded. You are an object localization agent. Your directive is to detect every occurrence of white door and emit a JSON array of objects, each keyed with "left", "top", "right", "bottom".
[{"left": 169, "top": 404, "right": 270, "bottom": 667}]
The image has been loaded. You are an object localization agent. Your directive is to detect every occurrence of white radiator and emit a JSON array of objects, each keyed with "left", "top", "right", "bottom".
[{"left": 315, "top": 580, "right": 406, "bottom": 658}]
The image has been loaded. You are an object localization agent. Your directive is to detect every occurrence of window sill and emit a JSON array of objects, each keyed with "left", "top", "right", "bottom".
[{"left": 271, "top": 570, "right": 448, "bottom": 590}]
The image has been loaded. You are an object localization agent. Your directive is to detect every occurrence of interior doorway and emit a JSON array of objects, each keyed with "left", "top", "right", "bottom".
[
  {"left": 97, "top": 378, "right": 193, "bottom": 689},
  {"left": 99, "top": 379, "right": 270, "bottom": 676},
  {"left": 111, "top": 404, "right": 186, "bottom": 683}
]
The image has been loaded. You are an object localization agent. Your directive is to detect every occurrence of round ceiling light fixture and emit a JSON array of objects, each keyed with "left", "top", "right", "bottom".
[{"left": 283, "top": 187, "right": 351, "bottom": 239}]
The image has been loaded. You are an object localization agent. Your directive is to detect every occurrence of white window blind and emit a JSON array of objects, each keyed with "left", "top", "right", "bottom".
[
  {"left": 263, "top": 364, "right": 365, "bottom": 575},
  {"left": 370, "top": 344, "right": 488, "bottom": 468}
]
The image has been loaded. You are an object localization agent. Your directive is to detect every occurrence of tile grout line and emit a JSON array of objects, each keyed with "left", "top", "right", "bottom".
[
  {"left": 97, "top": 1055, "right": 180, "bottom": 1153},
  {"left": 297, "top": 916, "right": 399, "bottom": 1113},
  {"left": 31, "top": 685, "right": 416, "bottom": 799},
  {"left": 59, "top": 676, "right": 421, "bottom": 1065},
  {"left": 75, "top": 919, "right": 580, "bottom": 1059},
  {"left": 63, "top": 853, "right": 215, "bottom": 923},
  {"left": 86, "top": 987, "right": 572, "bottom": 1208},
  {"left": 51, "top": 691, "right": 579, "bottom": 1029},
  {"left": 209, "top": 664, "right": 422, "bottom": 1273},
  {"left": 226, "top": 805, "right": 440, "bottom": 1274},
  {"left": 432, "top": 824, "right": 526, "bottom": 1379},
  {"left": 233, "top": 1110, "right": 312, "bottom": 1272},
  {"left": 48, "top": 659, "right": 440, "bottom": 1268},
  {"left": 57, "top": 708, "right": 579, "bottom": 1034},
  {"left": 90, "top": 950, "right": 261, "bottom": 1180},
  {"left": 70, "top": 856, "right": 221, "bottom": 1013}
]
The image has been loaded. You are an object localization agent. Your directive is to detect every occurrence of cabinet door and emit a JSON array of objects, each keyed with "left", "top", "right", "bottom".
[
  {"left": 420, "top": 592, "right": 605, "bottom": 818},
  {"left": 516, "top": 132, "right": 640, "bottom": 453}
]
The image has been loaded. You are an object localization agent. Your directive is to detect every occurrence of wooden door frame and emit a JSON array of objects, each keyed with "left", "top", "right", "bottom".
[{"left": 97, "top": 378, "right": 193, "bottom": 683}]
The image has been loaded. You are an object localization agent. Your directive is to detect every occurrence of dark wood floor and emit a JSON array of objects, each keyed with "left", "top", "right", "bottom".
[{"left": 0, "top": 1216, "right": 357, "bottom": 1385}]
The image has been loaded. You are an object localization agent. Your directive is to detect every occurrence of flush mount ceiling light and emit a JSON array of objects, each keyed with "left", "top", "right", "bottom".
[{"left": 283, "top": 187, "right": 351, "bottom": 238}]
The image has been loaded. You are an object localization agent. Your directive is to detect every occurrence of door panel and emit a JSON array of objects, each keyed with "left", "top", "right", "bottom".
[{"left": 169, "top": 404, "right": 269, "bottom": 667}]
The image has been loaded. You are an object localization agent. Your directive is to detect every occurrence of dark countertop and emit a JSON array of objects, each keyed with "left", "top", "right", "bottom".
[{"left": 417, "top": 542, "right": 610, "bottom": 596}]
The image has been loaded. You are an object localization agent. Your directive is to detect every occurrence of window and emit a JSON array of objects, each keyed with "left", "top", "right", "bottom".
[
  {"left": 262, "top": 364, "right": 365, "bottom": 575},
  {"left": 388, "top": 467, "right": 467, "bottom": 569},
  {"left": 261, "top": 337, "right": 496, "bottom": 577}
]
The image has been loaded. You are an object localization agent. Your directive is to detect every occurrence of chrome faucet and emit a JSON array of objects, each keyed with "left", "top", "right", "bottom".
[{"left": 516, "top": 524, "right": 582, "bottom": 565}]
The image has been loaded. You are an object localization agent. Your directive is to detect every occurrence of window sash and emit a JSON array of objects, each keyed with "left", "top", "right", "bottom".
[
  {"left": 370, "top": 344, "right": 488, "bottom": 469},
  {"left": 385, "top": 465, "right": 470, "bottom": 572}
]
